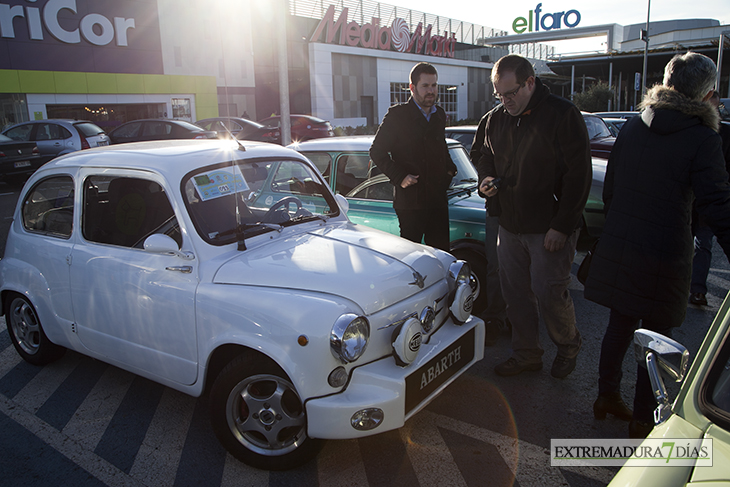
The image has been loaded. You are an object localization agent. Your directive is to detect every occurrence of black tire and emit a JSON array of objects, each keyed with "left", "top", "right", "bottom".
[
  {"left": 5, "top": 293, "right": 65, "bottom": 365},
  {"left": 451, "top": 249, "right": 488, "bottom": 316},
  {"left": 209, "top": 355, "right": 323, "bottom": 470}
]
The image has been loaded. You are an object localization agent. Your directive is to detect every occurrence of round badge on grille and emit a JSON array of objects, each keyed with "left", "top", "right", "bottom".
[
  {"left": 450, "top": 283, "right": 473, "bottom": 324},
  {"left": 392, "top": 317, "right": 422, "bottom": 366}
]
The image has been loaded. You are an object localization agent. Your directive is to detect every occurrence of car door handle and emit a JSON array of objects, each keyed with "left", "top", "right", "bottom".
[{"left": 166, "top": 266, "right": 192, "bottom": 273}]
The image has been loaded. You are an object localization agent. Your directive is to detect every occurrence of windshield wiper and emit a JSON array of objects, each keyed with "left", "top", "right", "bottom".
[{"left": 210, "top": 222, "right": 283, "bottom": 244}]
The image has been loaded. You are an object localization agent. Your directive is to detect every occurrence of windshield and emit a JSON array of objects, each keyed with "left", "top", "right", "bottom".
[
  {"left": 448, "top": 145, "right": 479, "bottom": 188},
  {"left": 183, "top": 158, "right": 339, "bottom": 246}
]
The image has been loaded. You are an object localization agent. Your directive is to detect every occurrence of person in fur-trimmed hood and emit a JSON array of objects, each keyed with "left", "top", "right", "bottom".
[{"left": 584, "top": 52, "right": 730, "bottom": 439}]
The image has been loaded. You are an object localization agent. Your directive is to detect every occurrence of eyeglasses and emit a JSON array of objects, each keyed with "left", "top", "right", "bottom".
[{"left": 493, "top": 82, "right": 525, "bottom": 100}]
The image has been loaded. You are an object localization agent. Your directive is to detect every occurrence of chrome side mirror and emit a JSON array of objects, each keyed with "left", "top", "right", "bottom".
[
  {"left": 633, "top": 329, "right": 690, "bottom": 425},
  {"left": 144, "top": 234, "right": 194, "bottom": 260}
]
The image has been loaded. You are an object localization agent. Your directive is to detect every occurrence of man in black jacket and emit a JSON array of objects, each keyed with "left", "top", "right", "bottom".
[
  {"left": 477, "top": 54, "right": 591, "bottom": 379},
  {"left": 584, "top": 52, "right": 730, "bottom": 438},
  {"left": 370, "top": 62, "right": 456, "bottom": 251}
]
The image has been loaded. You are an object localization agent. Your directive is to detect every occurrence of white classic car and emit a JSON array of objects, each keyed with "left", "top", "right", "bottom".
[{"left": 0, "top": 139, "right": 484, "bottom": 470}]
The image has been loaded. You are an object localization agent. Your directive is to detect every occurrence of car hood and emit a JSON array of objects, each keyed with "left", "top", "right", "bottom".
[{"left": 213, "top": 224, "right": 446, "bottom": 314}]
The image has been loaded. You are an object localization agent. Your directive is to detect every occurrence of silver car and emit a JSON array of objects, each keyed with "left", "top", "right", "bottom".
[{"left": 2, "top": 119, "right": 110, "bottom": 162}]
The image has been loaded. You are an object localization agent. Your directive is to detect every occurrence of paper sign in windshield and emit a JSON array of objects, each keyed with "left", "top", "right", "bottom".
[{"left": 193, "top": 166, "right": 249, "bottom": 202}]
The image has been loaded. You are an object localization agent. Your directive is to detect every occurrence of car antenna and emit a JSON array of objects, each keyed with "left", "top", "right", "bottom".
[{"left": 217, "top": 121, "right": 246, "bottom": 152}]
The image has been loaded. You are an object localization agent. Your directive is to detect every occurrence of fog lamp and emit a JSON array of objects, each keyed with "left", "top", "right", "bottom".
[
  {"left": 450, "top": 283, "right": 473, "bottom": 324},
  {"left": 328, "top": 366, "right": 348, "bottom": 388},
  {"left": 351, "top": 408, "right": 384, "bottom": 431}
]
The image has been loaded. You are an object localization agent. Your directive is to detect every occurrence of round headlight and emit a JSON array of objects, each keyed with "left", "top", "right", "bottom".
[
  {"left": 449, "top": 261, "right": 471, "bottom": 287},
  {"left": 330, "top": 314, "right": 370, "bottom": 363}
]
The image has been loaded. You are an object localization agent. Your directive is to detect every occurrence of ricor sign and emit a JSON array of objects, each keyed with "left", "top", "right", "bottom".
[
  {"left": 310, "top": 5, "right": 456, "bottom": 58},
  {"left": 0, "top": 0, "right": 136, "bottom": 46},
  {"left": 512, "top": 3, "right": 581, "bottom": 34}
]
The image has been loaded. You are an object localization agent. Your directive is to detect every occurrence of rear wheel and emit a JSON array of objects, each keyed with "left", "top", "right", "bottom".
[
  {"left": 5, "top": 293, "right": 65, "bottom": 365},
  {"left": 209, "top": 355, "right": 323, "bottom": 470},
  {"left": 451, "top": 249, "right": 488, "bottom": 316}
]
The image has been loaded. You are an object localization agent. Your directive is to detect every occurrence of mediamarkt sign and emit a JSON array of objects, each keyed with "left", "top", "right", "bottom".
[{"left": 310, "top": 5, "right": 456, "bottom": 58}]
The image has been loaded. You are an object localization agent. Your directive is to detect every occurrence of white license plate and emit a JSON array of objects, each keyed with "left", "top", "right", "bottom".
[{"left": 13, "top": 160, "right": 30, "bottom": 168}]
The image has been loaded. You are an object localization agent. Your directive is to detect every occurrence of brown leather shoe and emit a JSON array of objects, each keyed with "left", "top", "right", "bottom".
[
  {"left": 494, "top": 357, "right": 542, "bottom": 376},
  {"left": 593, "top": 392, "right": 633, "bottom": 421}
]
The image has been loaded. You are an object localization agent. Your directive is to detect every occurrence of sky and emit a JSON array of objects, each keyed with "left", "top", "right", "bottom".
[{"left": 388, "top": 0, "right": 729, "bottom": 54}]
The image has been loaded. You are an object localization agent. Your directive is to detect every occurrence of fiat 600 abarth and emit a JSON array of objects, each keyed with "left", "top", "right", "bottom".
[{"left": 0, "top": 139, "right": 484, "bottom": 470}]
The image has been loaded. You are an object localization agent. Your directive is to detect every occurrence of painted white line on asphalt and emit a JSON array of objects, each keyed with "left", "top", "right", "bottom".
[
  {"left": 129, "top": 387, "right": 197, "bottom": 487},
  {"left": 62, "top": 365, "right": 134, "bottom": 452},
  {"left": 0, "top": 393, "right": 145, "bottom": 487},
  {"left": 14, "top": 352, "right": 81, "bottom": 413},
  {"left": 402, "top": 413, "right": 468, "bottom": 487}
]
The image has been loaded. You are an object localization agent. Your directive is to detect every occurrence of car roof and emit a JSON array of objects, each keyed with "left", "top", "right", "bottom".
[
  {"left": 6, "top": 119, "right": 94, "bottom": 125},
  {"left": 290, "top": 136, "right": 463, "bottom": 152},
  {"left": 34, "top": 139, "right": 307, "bottom": 180}
]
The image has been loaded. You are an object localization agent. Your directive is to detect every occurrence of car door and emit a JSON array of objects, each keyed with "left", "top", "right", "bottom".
[
  {"left": 34, "top": 122, "right": 74, "bottom": 157},
  {"left": 70, "top": 171, "right": 199, "bottom": 385},
  {"left": 109, "top": 121, "right": 142, "bottom": 144},
  {"left": 141, "top": 121, "right": 173, "bottom": 141}
]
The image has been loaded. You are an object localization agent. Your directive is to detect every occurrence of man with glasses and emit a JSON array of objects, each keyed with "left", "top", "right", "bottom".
[
  {"left": 370, "top": 62, "right": 456, "bottom": 251},
  {"left": 477, "top": 54, "right": 591, "bottom": 379}
]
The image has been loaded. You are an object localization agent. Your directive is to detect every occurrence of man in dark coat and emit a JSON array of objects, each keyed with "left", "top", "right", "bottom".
[
  {"left": 584, "top": 52, "right": 730, "bottom": 438},
  {"left": 478, "top": 54, "right": 592, "bottom": 379},
  {"left": 370, "top": 62, "right": 456, "bottom": 251},
  {"left": 689, "top": 91, "right": 730, "bottom": 306}
]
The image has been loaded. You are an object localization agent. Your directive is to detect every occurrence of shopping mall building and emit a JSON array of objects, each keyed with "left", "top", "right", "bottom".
[{"left": 0, "top": 0, "right": 728, "bottom": 132}]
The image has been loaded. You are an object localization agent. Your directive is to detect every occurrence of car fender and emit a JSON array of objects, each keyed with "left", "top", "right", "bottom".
[
  {"left": 0, "top": 256, "right": 77, "bottom": 349},
  {"left": 195, "top": 283, "right": 359, "bottom": 400}
]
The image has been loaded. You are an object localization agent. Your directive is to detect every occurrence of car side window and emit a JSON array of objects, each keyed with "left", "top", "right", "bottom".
[
  {"left": 82, "top": 175, "right": 179, "bottom": 249},
  {"left": 143, "top": 122, "right": 172, "bottom": 136},
  {"left": 5, "top": 124, "right": 33, "bottom": 141},
  {"left": 22, "top": 176, "right": 75, "bottom": 238},
  {"left": 300, "top": 152, "right": 332, "bottom": 184},
  {"left": 114, "top": 122, "right": 142, "bottom": 138},
  {"left": 335, "top": 154, "right": 369, "bottom": 195}
]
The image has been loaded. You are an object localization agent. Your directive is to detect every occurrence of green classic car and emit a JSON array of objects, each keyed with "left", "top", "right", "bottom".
[
  {"left": 609, "top": 293, "right": 730, "bottom": 485},
  {"left": 291, "top": 136, "right": 489, "bottom": 314}
]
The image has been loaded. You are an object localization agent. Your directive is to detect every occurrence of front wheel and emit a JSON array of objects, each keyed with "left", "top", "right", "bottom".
[
  {"left": 209, "top": 355, "right": 323, "bottom": 470},
  {"left": 5, "top": 293, "right": 65, "bottom": 365}
]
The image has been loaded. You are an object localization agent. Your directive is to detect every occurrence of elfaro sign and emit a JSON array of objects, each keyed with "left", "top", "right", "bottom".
[
  {"left": 512, "top": 3, "right": 581, "bottom": 34},
  {"left": 311, "top": 5, "right": 456, "bottom": 58}
]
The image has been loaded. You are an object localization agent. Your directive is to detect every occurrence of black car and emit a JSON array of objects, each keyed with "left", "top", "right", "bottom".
[
  {"left": 0, "top": 133, "right": 44, "bottom": 184},
  {"left": 108, "top": 119, "right": 217, "bottom": 144},
  {"left": 195, "top": 117, "right": 280, "bottom": 144},
  {"left": 258, "top": 115, "right": 334, "bottom": 142}
]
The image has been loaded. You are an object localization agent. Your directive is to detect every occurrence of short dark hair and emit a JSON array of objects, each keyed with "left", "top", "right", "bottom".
[
  {"left": 663, "top": 52, "right": 716, "bottom": 101},
  {"left": 410, "top": 62, "right": 438, "bottom": 86},
  {"left": 492, "top": 54, "right": 535, "bottom": 85}
]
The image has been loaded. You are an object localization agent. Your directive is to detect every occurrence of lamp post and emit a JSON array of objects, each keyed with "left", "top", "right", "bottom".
[{"left": 641, "top": 0, "right": 651, "bottom": 95}]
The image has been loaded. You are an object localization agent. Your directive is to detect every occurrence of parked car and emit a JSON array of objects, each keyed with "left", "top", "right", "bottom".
[
  {"left": 593, "top": 111, "right": 640, "bottom": 120},
  {"left": 602, "top": 117, "right": 627, "bottom": 137},
  {"left": 107, "top": 119, "right": 217, "bottom": 144},
  {"left": 0, "top": 138, "right": 484, "bottom": 470},
  {"left": 0, "top": 133, "right": 43, "bottom": 184},
  {"left": 291, "top": 136, "right": 490, "bottom": 313},
  {"left": 2, "top": 119, "right": 109, "bottom": 162},
  {"left": 444, "top": 125, "right": 479, "bottom": 152},
  {"left": 258, "top": 115, "right": 335, "bottom": 142},
  {"left": 608, "top": 293, "right": 730, "bottom": 486},
  {"left": 582, "top": 112, "right": 616, "bottom": 159},
  {"left": 195, "top": 117, "right": 281, "bottom": 144}
]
